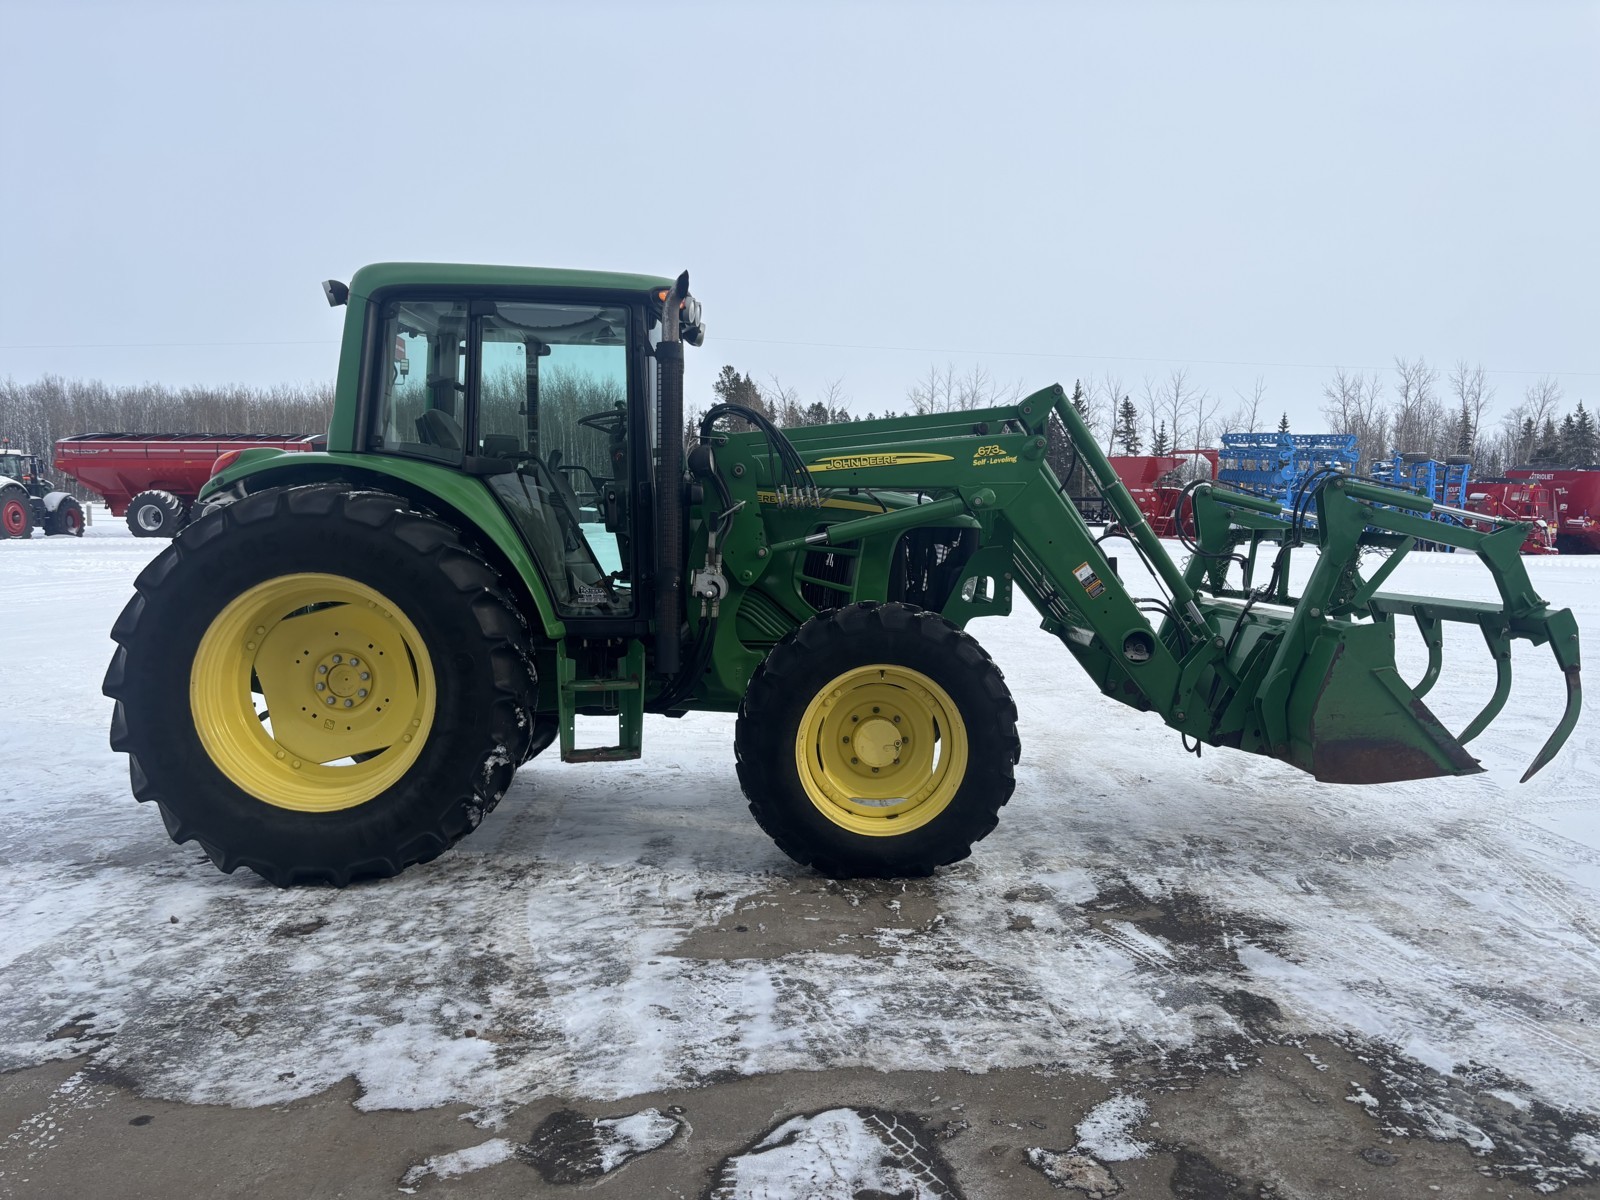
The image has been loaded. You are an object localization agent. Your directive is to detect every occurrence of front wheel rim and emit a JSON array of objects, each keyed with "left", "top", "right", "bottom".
[
  {"left": 136, "top": 505, "right": 165, "bottom": 531},
  {"left": 794, "top": 664, "right": 969, "bottom": 836},
  {"left": 190, "top": 573, "right": 437, "bottom": 812}
]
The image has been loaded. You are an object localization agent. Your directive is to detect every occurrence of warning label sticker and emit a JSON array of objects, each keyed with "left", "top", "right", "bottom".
[{"left": 1073, "top": 561, "right": 1107, "bottom": 600}]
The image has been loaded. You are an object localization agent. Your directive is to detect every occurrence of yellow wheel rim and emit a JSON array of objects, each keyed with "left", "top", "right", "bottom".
[
  {"left": 793, "top": 664, "right": 969, "bottom": 836},
  {"left": 190, "top": 573, "right": 436, "bottom": 813}
]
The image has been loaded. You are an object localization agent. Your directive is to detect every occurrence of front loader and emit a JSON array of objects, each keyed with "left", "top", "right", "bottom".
[{"left": 104, "top": 264, "right": 1582, "bottom": 885}]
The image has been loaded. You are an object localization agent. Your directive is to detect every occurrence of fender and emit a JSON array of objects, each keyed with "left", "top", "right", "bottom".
[
  {"left": 41, "top": 491, "right": 73, "bottom": 513},
  {"left": 198, "top": 450, "right": 567, "bottom": 639}
]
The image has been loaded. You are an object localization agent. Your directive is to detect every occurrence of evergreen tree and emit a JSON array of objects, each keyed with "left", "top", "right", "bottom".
[
  {"left": 1532, "top": 416, "right": 1561, "bottom": 464},
  {"left": 1519, "top": 416, "right": 1537, "bottom": 463},
  {"left": 1053, "top": 379, "right": 1093, "bottom": 493},
  {"left": 1454, "top": 401, "right": 1475, "bottom": 456},
  {"left": 1560, "top": 413, "right": 1579, "bottom": 464},
  {"left": 1573, "top": 401, "right": 1597, "bottom": 464},
  {"left": 1151, "top": 420, "right": 1170, "bottom": 456},
  {"left": 711, "top": 364, "right": 769, "bottom": 419},
  {"left": 1115, "top": 397, "right": 1142, "bottom": 454},
  {"left": 1277, "top": 411, "right": 1290, "bottom": 433},
  {"left": 1070, "top": 379, "right": 1091, "bottom": 421}
]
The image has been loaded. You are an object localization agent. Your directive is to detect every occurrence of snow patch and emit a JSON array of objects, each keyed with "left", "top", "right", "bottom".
[
  {"left": 708, "top": 1108, "right": 953, "bottom": 1200},
  {"left": 1073, "top": 1093, "right": 1152, "bottom": 1162},
  {"left": 1025, "top": 1146, "right": 1122, "bottom": 1196},
  {"left": 400, "top": 1137, "right": 516, "bottom": 1186}
]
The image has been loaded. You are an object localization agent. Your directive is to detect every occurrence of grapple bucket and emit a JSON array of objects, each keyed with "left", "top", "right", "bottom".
[
  {"left": 1182, "top": 475, "right": 1582, "bottom": 785},
  {"left": 1282, "top": 620, "right": 1483, "bottom": 784}
]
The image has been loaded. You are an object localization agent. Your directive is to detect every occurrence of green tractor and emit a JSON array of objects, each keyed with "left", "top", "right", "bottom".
[
  {"left": 103, "top": 264, "right": 1583, "bottom": 886},
  {"left": 0, "top": 443, "right": 85, "bottom": 538}
]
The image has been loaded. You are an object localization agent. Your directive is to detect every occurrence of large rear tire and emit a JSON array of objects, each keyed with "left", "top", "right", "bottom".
[
  {"left": 735, "top": 602, "right": 1019, "bottom": 878},
  {"left": 126, "top": 490, "right": 184, "bottom": 537},
  {"left": 1, "top": 485, "right": 32, "bottom": 538},
  {"left": 104, "top": 484, "right": 538, "bottom": 886}
]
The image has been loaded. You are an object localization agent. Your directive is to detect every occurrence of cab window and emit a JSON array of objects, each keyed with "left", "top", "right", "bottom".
[
  {"left": 473, "top": 301, "right": 633, "bottom": 618},
  {"left": 375, "top": 299, "right": 469, "bottom": 463}
]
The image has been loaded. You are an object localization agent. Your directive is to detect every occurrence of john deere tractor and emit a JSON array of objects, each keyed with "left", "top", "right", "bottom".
[
  {"left": 103, "top": 264, "right": 1583, "bottom": 886},
  {"left": 0, "top": 444, "right": 84, "bottom": 538}
]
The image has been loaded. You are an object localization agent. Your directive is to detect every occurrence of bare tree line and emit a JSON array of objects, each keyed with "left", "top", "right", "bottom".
[
  {"left": 898, "top": 357, "right": 1594, "bottom": 478},
  {"left": 1320, "top": 359, "right": 1593, "bottom": 475},
  {"left": 5, "top": 358, "right": 1593, "bottom": 500},
  {"left": 0, "top": 375, "right": 334, "bottom": 470}
]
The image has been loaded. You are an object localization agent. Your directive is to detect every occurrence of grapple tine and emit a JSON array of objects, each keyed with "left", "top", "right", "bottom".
[
  {"left": 1457, "top": 626, "right": 1512, "bottom": 746},
  {"left": 1522, "top": 665, "right": 1582, "bottom": 783},
  {"left": 1413, "top": 611, "right": 1444, "bottom": 699}
]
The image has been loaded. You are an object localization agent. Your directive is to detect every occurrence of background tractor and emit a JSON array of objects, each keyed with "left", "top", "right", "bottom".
[
  {"left": 103, "top": 264, "right": 1583, "bottom": 886},
  {"left": 0, "top": 442, "right": 84, "bottom": 538}
]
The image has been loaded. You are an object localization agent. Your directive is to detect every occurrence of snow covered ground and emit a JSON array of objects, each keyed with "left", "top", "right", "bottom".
[{"left": 1, "top": 511, "right": 1598, "bottom": 1192}]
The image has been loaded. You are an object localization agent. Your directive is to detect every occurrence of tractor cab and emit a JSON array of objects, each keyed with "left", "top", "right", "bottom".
[
  {"left": 344, "top": 266, "right": 703, "bottom": 638},
  {"left": 0, "top": 449, "right": 46, "bottom": 494}
]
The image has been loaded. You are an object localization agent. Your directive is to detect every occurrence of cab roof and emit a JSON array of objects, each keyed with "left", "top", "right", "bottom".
[{"left": 348, "top": 262, "right": 676, "bottom": 299}]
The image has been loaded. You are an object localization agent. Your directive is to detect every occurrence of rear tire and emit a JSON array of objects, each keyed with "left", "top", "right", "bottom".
[
  {"left": 735, "top": 602, "right": 1019, "bottom": 878},
  {"left": 104, "top": 484, "right": 538, "bottom": 886},
  {"left": 127, "top": 490, "right": 184, "bottom": 537},
  {"left": 1, "top": 485, "right": 32, "bottom": 538},
  {"left": 45, "top": 496, "right": 84, "bottom": 537}
]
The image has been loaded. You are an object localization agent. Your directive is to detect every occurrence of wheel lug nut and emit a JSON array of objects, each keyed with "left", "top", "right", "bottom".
[
  {"left": 349, "top": 658, "right": 359, "bottom": 668},
  {"left": 358, "top": 689, "right": 367, "bottom": 698},
  {"left": 316, "top": 682, "right": 326, "bottom": 691},
  {"left": 318, "top": 665, "right": 328, "bottom": 675},
  {"left": 332, "top": 654, "right": 342, "bottom": 664},
  {"left": 360, "top": 672, "right": 369, "bottom": 681},
  {"left": 325, "top": 697, "right": 335, "bottom": 705},
  {"left": 344, "top": 699, "right": 354, "bottom": 708}
]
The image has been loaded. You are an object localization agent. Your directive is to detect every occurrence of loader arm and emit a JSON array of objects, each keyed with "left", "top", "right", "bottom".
[{"left": 712, "top": 384, "right": 1580, "bottom": 785}]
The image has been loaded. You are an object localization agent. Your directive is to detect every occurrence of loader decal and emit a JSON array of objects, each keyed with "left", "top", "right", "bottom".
[
  {"left": 1073, "top": 561, "right": 1106, "bottom": 599},
  {"left": 806, "top": 453, "right": 954, "bottom": 472},
  {"left": 973, "top": 443, "right": 1019, "bottom": 466},
  {"left": 756, "top": 491, "right": 885, "bottom": 513}
]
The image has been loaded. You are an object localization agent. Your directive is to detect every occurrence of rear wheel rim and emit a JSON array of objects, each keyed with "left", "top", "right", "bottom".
[
  {"left": 190, "top": 573, "right": 437, "bottom": 812},
  {"left": 136, "top": 505, "right": 165, "bottom": 532},
  {"left": 793, "top": 664, "right": 969, "bottom": 836},
  {"left": 2, "top": 500, "right": 25, "bottom": 536}
]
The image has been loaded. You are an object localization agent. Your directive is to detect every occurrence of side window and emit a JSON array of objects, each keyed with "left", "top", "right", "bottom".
[
  {"left": 474, "top": 302, "right": 634, "bottom": 618},
  {"left": 376, "top": 300, "right": 469, "bottom": 463}
]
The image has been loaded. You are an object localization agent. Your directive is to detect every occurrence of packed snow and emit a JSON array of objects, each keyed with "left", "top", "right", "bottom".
[{"left": 1, "top": 510, "right": 1598, "bottom": 1189}]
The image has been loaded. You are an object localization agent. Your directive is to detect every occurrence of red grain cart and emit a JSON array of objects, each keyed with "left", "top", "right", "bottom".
[{"left": 54, "top": 432, "right": 325, "bottom": 537}]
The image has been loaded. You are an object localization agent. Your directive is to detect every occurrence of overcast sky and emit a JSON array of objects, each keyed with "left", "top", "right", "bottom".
[{"left": 2, "top": 1, "right": 1596, "bottom": 430}]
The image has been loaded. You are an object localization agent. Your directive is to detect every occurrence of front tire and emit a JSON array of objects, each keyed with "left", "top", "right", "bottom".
[
  {"left": 103, "top": 484, "right": 537, "bottom": 886},
  {"left": 735, "top": 602, "right": 1019, "bottom": 878},
  {"left": 45, "top": 496, "right": 84, "bottom": 536}
]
